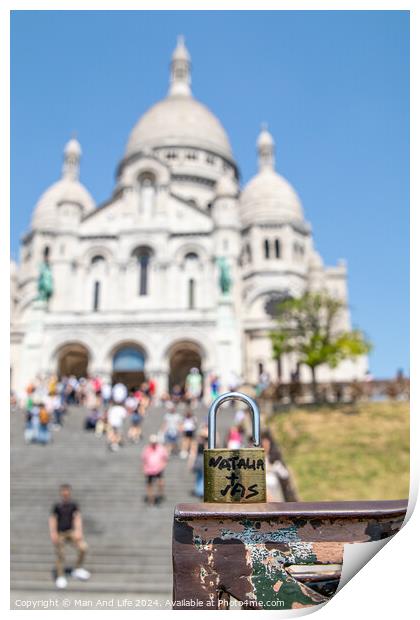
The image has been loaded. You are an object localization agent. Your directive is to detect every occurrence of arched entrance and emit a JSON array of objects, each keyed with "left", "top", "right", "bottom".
[
  {"left": 112, "top": 345, "right": 146, "bottom": 389},
  {"left": 168, "top": 341, "right": 203, "bottom": 392},
  {"left": 57, "top": 343, "right": 90, "bottom": 378}
]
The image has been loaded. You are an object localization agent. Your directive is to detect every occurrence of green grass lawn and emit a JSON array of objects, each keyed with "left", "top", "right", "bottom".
[{"left": 269, "top": 400, "right": 409, "bottom": 501}]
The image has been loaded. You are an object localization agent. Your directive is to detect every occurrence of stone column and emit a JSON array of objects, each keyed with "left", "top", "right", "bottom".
[
  {"left": 215, "top": 293, "right": 242, "bottom": 392},
  {"left": 18, "top": 300, "right": 48, "bottom": 393}
]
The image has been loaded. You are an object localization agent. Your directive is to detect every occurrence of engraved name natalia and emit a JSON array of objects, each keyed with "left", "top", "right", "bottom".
[{"left": 208, "top": 455, "right": 265, "bottom": 472}]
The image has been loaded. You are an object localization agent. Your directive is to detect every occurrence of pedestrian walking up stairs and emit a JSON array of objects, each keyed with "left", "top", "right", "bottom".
[{"left": 11, "top": 402, "right": 216, "bottom": 606}]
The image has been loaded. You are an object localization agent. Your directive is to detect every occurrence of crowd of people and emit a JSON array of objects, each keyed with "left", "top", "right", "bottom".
[
  {"left": 22, "top": 375, "right": 67, "bottom": 445},
  {"left": 19, "top": 371, "right": 291, "bottom": 502},
  {"left": 20, "top": 374, "right": 156, "bottom": 448},
  {"left": 19, "top": 370, "right": 290, "bottom": 503},
  {"left": 86, "top": 381, "right": 155, "bottom": 452}
]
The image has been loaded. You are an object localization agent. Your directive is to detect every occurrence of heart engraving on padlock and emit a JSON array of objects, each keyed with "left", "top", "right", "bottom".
[{"left": 204, "top": 392, "right": 267, "bottom": 503}]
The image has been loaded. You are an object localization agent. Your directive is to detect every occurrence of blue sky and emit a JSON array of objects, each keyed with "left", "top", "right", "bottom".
[{"left": 10, "top": 10, "right": 409, "bottom": 378}]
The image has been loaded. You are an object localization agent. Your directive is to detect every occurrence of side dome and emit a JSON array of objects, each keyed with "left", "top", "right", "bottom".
[
  {"left": 31, "top": 139, "right": 95, "bottom": 230},
  {"left": 124, "top": 36, "right": 233, "bottom": 163},
  {"left": 241, "top": 169, "right": 303, "bottom": 226},
  {"left": 240, "top": 126, "right": 303, "bottom": 227}
]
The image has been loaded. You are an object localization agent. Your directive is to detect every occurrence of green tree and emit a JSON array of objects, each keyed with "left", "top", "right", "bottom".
[{"left": 270, "top": 291, "right": 372, "bottom": 401}]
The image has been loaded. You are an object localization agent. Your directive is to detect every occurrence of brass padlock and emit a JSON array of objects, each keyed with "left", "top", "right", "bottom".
[{"left": 204, "top": 392, "right": 267, "bottom": 503}]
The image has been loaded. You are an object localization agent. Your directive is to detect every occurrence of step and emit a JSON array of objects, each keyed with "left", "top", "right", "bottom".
[
  {"left": 11, "top": 571, "right": 172, "bottom": 583},
  {"left": 10, "top": 581, "right": 172, "bottom": 594}
]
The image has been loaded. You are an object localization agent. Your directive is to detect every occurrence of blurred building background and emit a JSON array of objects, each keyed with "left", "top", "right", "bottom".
[{"left": 10, "top": 36, "right": 367, "bottom": 395}]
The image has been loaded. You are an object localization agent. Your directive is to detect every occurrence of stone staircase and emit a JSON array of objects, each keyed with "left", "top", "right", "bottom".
[{"left": 11, "top": 402, "right": 214, "bottom": 607}]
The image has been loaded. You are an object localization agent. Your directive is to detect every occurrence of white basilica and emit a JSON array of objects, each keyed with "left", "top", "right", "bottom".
[{"left": 10, "top": 37, "right": 367, "bottom": 395}]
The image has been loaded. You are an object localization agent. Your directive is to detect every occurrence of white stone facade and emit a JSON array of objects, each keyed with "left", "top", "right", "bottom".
[{"left": 10, "top": 37, "right": 367, "bottom": 395}]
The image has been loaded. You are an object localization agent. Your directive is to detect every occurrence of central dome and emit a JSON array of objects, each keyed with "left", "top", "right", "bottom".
[
  {"left": 124, "top": 37, "right": 233, "bottom": 163},
  {"left": 125, "top": 95, "right": 233, "bottom": 161}
]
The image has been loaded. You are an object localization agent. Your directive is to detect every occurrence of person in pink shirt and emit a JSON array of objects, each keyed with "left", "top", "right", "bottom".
[{"left": 141, "top": 435, "right": 168, "bottom": 505}]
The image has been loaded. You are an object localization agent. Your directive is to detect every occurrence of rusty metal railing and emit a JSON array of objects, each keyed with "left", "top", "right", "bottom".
[{"left": 172, "top": 500, "right": 407, "bottom": 610}]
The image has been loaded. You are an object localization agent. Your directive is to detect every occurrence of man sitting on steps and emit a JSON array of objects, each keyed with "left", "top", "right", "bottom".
[{"left": 48, "top": 483, "right": 91, "bottom": 589}]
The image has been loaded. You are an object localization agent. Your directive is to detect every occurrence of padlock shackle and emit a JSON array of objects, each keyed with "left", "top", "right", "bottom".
[{"left": 207, "top": 391, "right": 261, "bottom": 450}]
